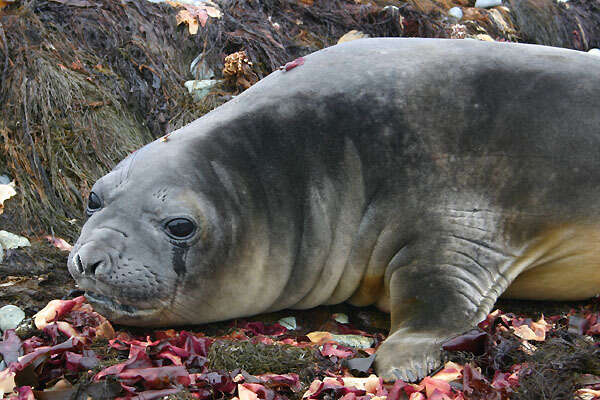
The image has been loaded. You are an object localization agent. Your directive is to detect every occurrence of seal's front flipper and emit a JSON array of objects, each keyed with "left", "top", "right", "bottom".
[
  {"left": 374, "top": 225, "right": 520, "bottom": 382},
  {"left": 375, "top": 328, "right": 448, "bottom": 382}
]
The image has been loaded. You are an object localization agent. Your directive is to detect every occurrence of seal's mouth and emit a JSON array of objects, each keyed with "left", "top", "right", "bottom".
[
  {"left": 85, "top": 291, "right": 138, "bottom": 314},
  {"left": 84, "top": 290, "right": 165, "bottom": 324},
  {"left": 75, "top": 277, "right": 173, "bottom": 325}
]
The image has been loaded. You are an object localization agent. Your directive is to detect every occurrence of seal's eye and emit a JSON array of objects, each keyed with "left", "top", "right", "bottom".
[
  {"left": 165, "top": 218, "right": 196, "bottom": 240},
  {"left": 86, "top": 192, "right": 102, "bottom": 214}
]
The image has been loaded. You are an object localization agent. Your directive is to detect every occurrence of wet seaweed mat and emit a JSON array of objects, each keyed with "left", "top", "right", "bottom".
[{"left": 1, "top": 296, "right": 600, "bottom": 399}]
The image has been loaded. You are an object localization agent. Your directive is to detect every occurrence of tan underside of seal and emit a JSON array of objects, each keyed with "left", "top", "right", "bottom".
[
  {"left": 503, "top": 223, "right": 600, "bottom": 300},
  {"left": 351, "top": 223, "right": 600, "bottom": 311}
]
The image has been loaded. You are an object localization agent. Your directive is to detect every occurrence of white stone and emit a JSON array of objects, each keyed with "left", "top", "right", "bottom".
[
  {"left": 0, "top": 231, "right": 30, "bottom": 264},
  {"left": 278, "top": 316, "right": 297, "bottom": 330},
  {"left": 0, "top": 231, "right": 30, "bottom": 251},
  {"left": 475, "top": 0, "right": 502, "bottom": 8},
  {"left": 448, "top": 7, "right": 463, "bottom": 20},
  {"left": 330, "top": 333, "right": 375, "bottom": 349},
  {"left": 0, "top": 305, "right": 25, "bottom": 332},
  {"left": 184, "top": 79, "right": 220, "bottom": 101},
  {"left": 333, "top": 313, "right": 349, "bottom": 324}
]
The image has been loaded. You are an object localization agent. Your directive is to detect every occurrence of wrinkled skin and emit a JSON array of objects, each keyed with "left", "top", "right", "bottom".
[{"left": 69, "top": 38, "right": 600, "bottom": 381}]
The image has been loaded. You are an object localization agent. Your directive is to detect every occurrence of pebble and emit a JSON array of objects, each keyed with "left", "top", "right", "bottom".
[
  {"left": 448, "top": 7, "right": 463, "bottom": 20},
  {"left": 278, "top": 316, "right": 297, "bottom": 330},
  {"left": 332, "top": 313, "right": 349, "bottom": 324},
  {"left": 184, "top": 79, "right": 220, "bottom": 101},
  {"left": 0, "top": 175, "right": 10, "bottom": 185},
  {"left": 0, "top": 231, "right": 30, "bottom": 250},
  {"left": 475, "top": 0, "right": 502, "bottom": 8},
  {"left": 0, "top": 305, "right": 26, "bottom": 332},
  {"left": 0, "top": 231, "right": 30, "bottom": 263},
  {"left": 330, "top": 334, "right": 375, "bottom": 349}
]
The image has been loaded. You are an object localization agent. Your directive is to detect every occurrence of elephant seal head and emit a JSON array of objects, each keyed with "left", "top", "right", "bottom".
[{"left": 67, "top": 132, "right": 276, "bottom": 327}]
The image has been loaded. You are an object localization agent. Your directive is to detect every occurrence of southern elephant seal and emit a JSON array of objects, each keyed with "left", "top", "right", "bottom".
[{"left": 68, "top": 38, "right": 600, "bottom": 381}]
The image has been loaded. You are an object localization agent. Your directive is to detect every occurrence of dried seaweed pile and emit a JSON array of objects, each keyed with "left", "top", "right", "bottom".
[
  {"left": 0, "top": 0, "right": 201, "bottom": 240},
  {"left": 407, "top": 0, "right": 600, "bottom": 49},
  {"left": 0, "top": 0, "right": 446, "bottom": 241},
  {"left": 198, "top": 0, "right": 434, "bottom": 80},
  {"left": 1, "top": 0, "right": 600, "bottom": 242},
  {"left": 507, "top": 0, "right": 600, "bottom": 49}
]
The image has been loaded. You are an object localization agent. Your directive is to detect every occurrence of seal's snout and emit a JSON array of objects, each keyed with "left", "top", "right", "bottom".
[
  {"left": 70, "top": 244, "right": 111, "bottom": 279},
  {"left": 74, "top": 253, "right": 102, "bottom": 276}
]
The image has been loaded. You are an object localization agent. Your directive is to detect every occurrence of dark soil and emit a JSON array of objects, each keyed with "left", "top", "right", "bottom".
[{"left": 0, "top": 243, "right": 74, "bottom": 315}]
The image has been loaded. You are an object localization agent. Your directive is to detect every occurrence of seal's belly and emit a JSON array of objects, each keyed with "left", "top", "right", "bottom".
[
  {"left": 503, "top": 223, "right": 600, "bottom": 300},
  {"left": 344, "top": 221, "right": 600, "bottom": 311}
]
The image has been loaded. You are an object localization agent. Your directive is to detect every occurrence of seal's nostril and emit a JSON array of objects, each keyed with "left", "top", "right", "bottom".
[
  {"left": 75, "top": 254, "right": 84, "bottom": 274},
  {"left": 89, "top": 260, "right": 102, "bottom": 276}
]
